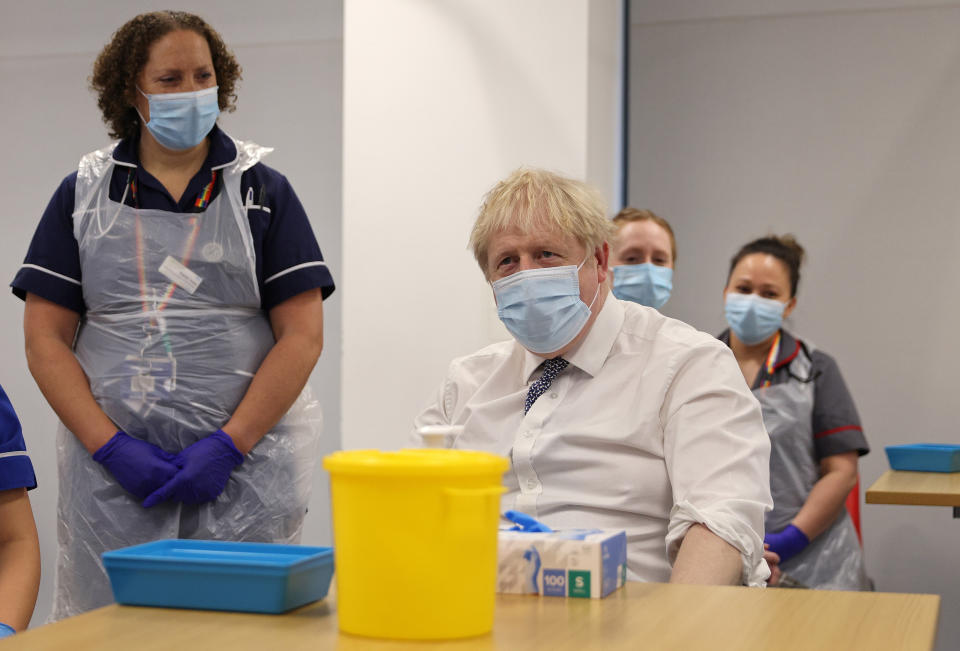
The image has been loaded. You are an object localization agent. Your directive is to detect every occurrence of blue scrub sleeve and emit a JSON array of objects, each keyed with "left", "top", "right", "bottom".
[
  {"left": 0, "top": 385, "right": 37, "bottom": 491},
  {"left": 10, "top": 173, "right": 85, "bottom": 314},
  {"left": 811, "top": 351, "right": 869, "bottom": 460}
]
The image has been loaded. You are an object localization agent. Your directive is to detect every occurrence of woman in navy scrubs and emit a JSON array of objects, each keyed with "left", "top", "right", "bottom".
[
  {"left": 11, "top": 11, "right": 335, "bottom": 618},
  {"left": 0, "top": 383, "right": 40, "bottom": 637},
  {"left": 719, "top": 235, "right": 869, "bottom": 589}
]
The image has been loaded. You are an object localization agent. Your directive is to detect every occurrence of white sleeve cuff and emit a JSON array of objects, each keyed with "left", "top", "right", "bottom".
[{"left": 666, "top": 500, "right": 770, "bottom": 587}]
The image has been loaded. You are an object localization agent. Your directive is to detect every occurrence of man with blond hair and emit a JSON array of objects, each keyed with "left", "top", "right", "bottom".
[{"left": 414, "top": 168, "right": 773, "bottom": 585}]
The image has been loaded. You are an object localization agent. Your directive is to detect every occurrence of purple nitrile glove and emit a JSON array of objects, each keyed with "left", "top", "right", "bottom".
[
  {"left": 92, "top": 431, "right": 179, "bottom": 501},
  {"left": 763, "top": 524, "right": 810, "bottom": 564},
  {"left": 142, "top": 430, "right": 243, "bottom": 508},
  {"left": 504, "top": 509, "right": 553, "bottom": 532},
  {"left": 0, "top": 622, "right": 15, "bottom": 638}
]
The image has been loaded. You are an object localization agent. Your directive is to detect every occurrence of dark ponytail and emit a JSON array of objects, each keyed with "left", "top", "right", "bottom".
[{"left": 727, "top": 235, "right": 805, "bottom": 297}]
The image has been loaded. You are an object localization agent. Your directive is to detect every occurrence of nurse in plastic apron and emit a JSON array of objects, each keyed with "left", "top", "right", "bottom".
[
  {"left": 718, "top": 235, "right": 870, "bottom": 590},
  {"left": 12, "top": 12, "right": 333, "bottom": 618}
]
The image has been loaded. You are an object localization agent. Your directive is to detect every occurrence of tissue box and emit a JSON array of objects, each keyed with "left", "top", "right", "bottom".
[{"left": 497, "top": 529, "right": 627, "bottom": 598}]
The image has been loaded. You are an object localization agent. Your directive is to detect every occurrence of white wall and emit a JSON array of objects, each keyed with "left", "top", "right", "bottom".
[
  {"left": 341, "top": 0, "right": 623, "bottom": 451},
  {"left": 628, "top": 1, "right": 960, "bottom": 648},
  {"left": 0, "top": 0, "right": 342, "bottom": 627}
]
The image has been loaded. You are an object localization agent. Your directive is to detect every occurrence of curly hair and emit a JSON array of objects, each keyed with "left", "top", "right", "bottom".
[{"left": 90, "top": 11, "right": 242, "bottom": 141}]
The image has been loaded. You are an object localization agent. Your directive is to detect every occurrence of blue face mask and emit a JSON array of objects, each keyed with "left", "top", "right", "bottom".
[
  {"left": 724, "top": 293, "right": 786, "bottom": 345},
  {"left": 611, "top": 263, "right": 673, "bottom": 309},
  {"left": 492, "top": 257, "right": 600, "bottom": 354},
  {"left": 136, "top": 86, "right": 220, "bottom": 151}
]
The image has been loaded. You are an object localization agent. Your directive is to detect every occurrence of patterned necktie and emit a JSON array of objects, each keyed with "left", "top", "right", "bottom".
[{"left": 524, "top": 357, "right": 569, "bottom": 415}]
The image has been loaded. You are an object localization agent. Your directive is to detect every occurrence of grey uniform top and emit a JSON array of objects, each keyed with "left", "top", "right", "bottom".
[
  {"left": 720, "top": 328, "right": 871, "bottom": 589},
  {"left": 719, "top": 329, "right": 869, "bottom": 460}
]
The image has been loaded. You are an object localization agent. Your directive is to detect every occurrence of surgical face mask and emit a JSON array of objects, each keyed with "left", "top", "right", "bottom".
[
  {"left": 724, "top": 293, "right": 786, "bottom": 345},
  {"left": 492, "top": 256, "right": 600, "bottom": 354},
  {"left": 611, "top": 263, "right": 673, "bottom": 309},
  {"left": 136, "top": 86, "right": 220, "bottom": 150}
]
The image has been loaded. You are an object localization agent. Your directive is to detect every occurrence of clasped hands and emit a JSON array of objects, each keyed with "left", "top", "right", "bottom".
[
  {"left": 763, "top": 523, "right": 810, "bottom": 587},
  {"left": 92, "top": 430, "right": 244, "bottom": 507}
]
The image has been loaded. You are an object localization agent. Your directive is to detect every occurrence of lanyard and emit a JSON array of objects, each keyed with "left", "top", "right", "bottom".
[
  {"left": 759, "top": 330, "right": 782, "bottom": 389},
  {"left": 127, "top": 169, "right": 218, "bottom": 315}
]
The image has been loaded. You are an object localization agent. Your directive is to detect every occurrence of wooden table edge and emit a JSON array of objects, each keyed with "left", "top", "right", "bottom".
[{"left": 866, "top": 470, "right": 960, "bottom": 507}]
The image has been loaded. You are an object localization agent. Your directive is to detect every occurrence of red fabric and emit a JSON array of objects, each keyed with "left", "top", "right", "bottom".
[
  {"left": 773, "top": 339, "right": 801, "bottom": 370},
  {"left": 846, "top": 478, "right": 862, "bottom": 545},
  {"left": 814, "top": 424, "right": 863, "bottom": 439}
]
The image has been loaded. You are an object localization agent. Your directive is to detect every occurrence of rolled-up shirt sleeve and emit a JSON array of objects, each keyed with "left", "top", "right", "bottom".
[{"left": 660, "top": 339, "right": 773, "bottom": 586}]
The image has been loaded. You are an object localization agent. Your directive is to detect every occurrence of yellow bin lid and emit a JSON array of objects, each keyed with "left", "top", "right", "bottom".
[{"left": 323, "top": 449, "right": 508, "bottom": 477}]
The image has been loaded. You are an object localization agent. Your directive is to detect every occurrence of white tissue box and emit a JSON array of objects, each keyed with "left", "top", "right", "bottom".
[{"left": 497, "top": 529, "right": 627, "bottom": 598}]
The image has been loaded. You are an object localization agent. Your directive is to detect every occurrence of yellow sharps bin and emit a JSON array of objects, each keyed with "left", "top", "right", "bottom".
[{"left": 323, "top": 449, "right": 508, "bottom": 639}]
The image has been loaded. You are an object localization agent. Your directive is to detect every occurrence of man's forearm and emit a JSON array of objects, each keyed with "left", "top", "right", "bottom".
[{"left": 669, "top": 523, "right": 742, "bottom": 585}]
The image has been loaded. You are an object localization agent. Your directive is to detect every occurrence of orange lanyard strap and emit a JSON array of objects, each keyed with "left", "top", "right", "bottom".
[
  {"left": 130, "top": 170, "right": 217, "bottom": 314},
  {"left": 156, "top": 216, "right": 200, "bottom": 312},
  {"left": 134, "top": 205, "right": 150, "bottom": 314},
  {"left": 759, "top": 331, "right": 782, "bottom": 389},
  {"left": 128, "top": 169, "right": 218, "bottom": 210}
]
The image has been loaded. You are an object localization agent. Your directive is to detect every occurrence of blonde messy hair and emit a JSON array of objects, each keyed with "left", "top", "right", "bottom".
[{"left": 470, "top": 168, "right": 615, "bottom": 276}]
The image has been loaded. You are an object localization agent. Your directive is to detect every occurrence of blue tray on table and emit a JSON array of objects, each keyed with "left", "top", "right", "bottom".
[
  {"left": 885, "top": 444, "right": 960, "bottom": 473},
  {"left": 102, "top": 539, "right": 334, "bottom": 614}
]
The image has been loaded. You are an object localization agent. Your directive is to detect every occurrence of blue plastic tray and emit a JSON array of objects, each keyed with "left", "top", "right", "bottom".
[
  {"left": 102, "top": 539, "right": 334, "bottom": 614},
  {"left": 885, "top": 444, "right": 960, "bottom": 473}
]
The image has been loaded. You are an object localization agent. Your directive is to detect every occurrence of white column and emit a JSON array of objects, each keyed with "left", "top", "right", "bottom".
[{"left": 342, "top": 0, "right": 623, "bottom": 449}]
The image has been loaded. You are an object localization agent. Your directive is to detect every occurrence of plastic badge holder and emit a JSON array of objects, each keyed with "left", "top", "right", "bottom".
[
  {"left": 885, "top": 444, "right": 960, "bottom": 473},
  {"left": 102, "top": 539, "right": 334, "bottom": 614}
]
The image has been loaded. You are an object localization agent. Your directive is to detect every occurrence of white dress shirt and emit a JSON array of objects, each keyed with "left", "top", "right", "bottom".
[{"left": 414, "top": 294, "right": 772, "bottom": 585}]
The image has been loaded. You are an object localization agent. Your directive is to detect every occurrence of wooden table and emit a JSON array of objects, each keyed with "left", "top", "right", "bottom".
[
  {"left": 866, "top": 470, "right": 960, "bottom": 518},
  {"left": 5, "top": 582, "right": 939, "bottom": 651}
]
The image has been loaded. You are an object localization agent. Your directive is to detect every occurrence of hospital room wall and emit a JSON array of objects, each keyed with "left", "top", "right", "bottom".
[
  {"left": 0, "top": 1, "right": 343, "bottom": 627},
  {"left": 627, "top": 1, "right": 960, "bottom": 648},
  {"left": 340, "top": 0, "right": 623, "bottom": 451}
]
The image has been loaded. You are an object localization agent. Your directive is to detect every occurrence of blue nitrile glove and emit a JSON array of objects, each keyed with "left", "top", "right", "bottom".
[
  {"left": 0, "top": 622, "right": 16, "bottom": 638},
  {"left": 763, "top": 524, "right": 810, "bottom": 564},
  {"left": 504, "top": 510, "right": 553, "bottom": 532},
  {"left": 142, "top": 430, "right": 243, "bottom": 508},
  {"left": 92, "top": 431, "right": 179, "bottom": 501}
]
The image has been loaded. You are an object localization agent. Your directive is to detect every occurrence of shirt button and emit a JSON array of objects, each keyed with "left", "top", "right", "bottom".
[
  {"left": 550, "top": 392, "right": 558, "bottom": 399},
  {"left": 526, "top": 480, "right": 538, "bottom": 490}
]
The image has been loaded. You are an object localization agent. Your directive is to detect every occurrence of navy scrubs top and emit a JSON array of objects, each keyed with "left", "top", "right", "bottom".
[
  {"left": 0, "top": 384, "right": 36, "bottom": 491},
  {"left": 11, "top": 125, "right": 335, "bottom": 314}
]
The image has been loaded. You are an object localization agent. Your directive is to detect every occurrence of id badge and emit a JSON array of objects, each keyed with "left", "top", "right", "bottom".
[{"left": 120, "top": 355, "right": 177, "bottom": 400}]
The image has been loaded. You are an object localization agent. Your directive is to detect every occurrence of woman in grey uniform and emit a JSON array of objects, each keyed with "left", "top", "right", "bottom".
[{"left": 719, "top": 235, "right": 870, "bottom": 590}]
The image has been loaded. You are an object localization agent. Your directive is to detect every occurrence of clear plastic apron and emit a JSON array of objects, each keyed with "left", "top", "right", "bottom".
[
  {"left": 756, "top": 345, "right": 868, "bottom": 590},
  {"left": 51, "top": 139, "right": 323, "bottom": 619}
]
